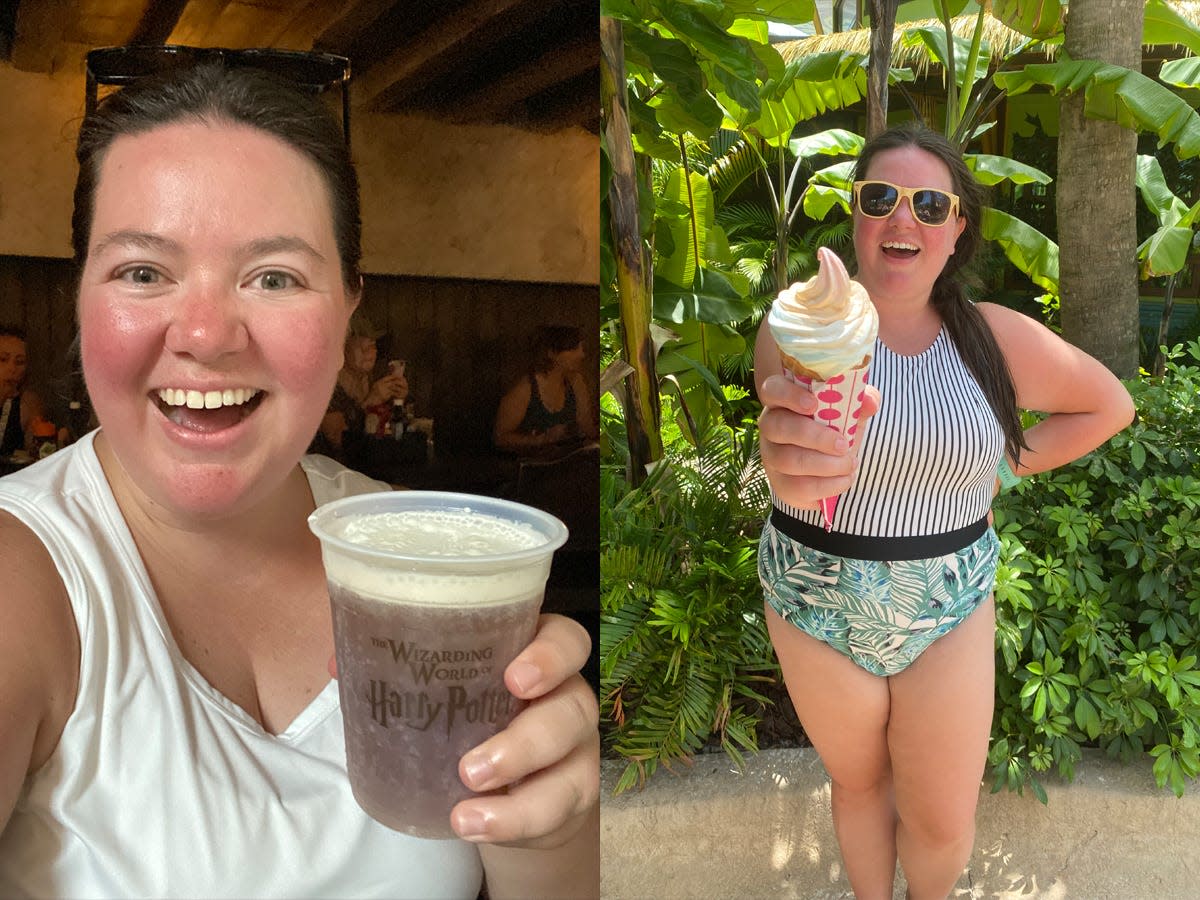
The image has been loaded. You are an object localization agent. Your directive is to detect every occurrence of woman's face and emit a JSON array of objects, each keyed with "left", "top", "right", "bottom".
[
  {"left": 0, "top": 335, "right": 27, "bottom": 402},
  {"left": 346, "top": 335, "right": 377, "bottom": 373},
  {"left": 851, "top": 145, "right": 966, "bottom": 308},
  {"left": 554, "top": 341, "right": 586, "bottom": 373},
  {"left": 78, "top": 119, "right": 355, "bottom": 518}
]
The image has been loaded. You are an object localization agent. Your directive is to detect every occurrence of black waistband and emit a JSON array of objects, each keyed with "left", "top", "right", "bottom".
[{"left": 769, "top": 506, "right": 989, "bottom": 561}]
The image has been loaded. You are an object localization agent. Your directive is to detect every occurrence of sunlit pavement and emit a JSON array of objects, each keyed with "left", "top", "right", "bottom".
[{"left": 601, "top": 747, "right": 1200, "bottom": 899}]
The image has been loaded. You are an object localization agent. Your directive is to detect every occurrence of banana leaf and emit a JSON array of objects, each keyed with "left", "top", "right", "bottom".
[
  {"left": 800, "top": 160, "right": 856, "bottom": 220},
  {"left": 722, "top": 0, "right": 815, "bottom": 25},
  {"left": 788, "top": 127, "right": 865, "bottom": 161},
  {"left": 657, "top": 168, "right": 714, "bottom": 289},
  {"left": 900, "top": 26, "right": 991, "bottom": 92},
  {"left": 1135, "top": 154, "right": 1200, "bottom": 279},
  {"left": 655, "top": 0, "right": 766, "bottom": 83},
  {"left": 991, "top": 0, "right": 1064, "bottom": 41},
  {"left": 995, "top": 54, "right": 1200, "bottom": 160},
  {"left": 982, "top": 207, "right": 1059, "bottom": 293},
  {"left": 1159, "top": 57, "right": 1200, "bottom": 92},
  {"left": 1135, "top": 155, "right": 1189, "bottom": 227},
  {"left": 966, "top": 153, "right": 1052, "bottom": 186},
  {"left": 653, "top": 269, "right": 755, "bottom": 324},
  {"left": 1137, "top": 227, "right": 1195, "bottom": 279},
  {"left": 733, "top": 51, "right": 870, "bottom": 145},
  {"left": 623, "top": 26, "right": 725, "bottom": 138},
  {"left": 1143, "top": 0, "right": 1200, "bottom": 56}
]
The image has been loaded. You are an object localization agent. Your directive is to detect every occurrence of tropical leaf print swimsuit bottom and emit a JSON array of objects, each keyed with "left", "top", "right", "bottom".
[{"left": 758, "top": 515, "right": 999, "bottom": 676}]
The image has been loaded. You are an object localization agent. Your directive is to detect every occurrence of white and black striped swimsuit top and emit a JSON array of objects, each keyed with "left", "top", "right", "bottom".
[{"left": 773, "top": 327, "right": 1005, "bottom": 538}]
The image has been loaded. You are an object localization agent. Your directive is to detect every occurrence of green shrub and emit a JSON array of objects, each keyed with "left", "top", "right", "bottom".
[
  {"left": 600, "top": 406, "right": 775, "bottom": 794},
  {"left": 990, "top": 341, "right": 1200, "bottom": 799}
]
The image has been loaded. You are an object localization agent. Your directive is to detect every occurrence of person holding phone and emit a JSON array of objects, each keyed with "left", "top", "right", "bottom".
[{"left": 312, "top": 313, "right": 408, "bottom": 463}]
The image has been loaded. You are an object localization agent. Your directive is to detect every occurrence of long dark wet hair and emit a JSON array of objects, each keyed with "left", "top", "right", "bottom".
[{"left": 853, "top": 122, "right": 1028, "bottom": 465}]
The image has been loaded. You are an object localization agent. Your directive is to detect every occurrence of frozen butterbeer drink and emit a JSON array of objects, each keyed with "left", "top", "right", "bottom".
[{"left": 308, "top": 491, "right": 567, "bottom": 839}]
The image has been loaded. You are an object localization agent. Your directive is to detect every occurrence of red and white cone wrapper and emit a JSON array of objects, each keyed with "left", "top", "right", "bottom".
[{"left": 781, "top": 364, "right": 870, "bottom": 531}]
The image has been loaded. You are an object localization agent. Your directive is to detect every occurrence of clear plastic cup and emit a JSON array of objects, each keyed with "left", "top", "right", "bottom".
[{"left": 308, "top": 490, "right": 568, "bottom": 838}]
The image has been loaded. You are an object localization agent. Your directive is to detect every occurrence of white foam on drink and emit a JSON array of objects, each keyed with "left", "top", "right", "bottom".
[
  {"left": 322, "top": 509, "right": 550, "bottom": 606},
  {"left": 340, "top": 509, "right": 542, "bottom": 556}
]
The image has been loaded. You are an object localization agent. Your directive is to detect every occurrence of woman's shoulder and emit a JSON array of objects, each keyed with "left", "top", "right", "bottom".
[
  {"left": 0, "top": 508, "right": 79, "bottom": 767},
  {"left": 501, "top": 373, "right": 534, "bottom": 402},
  {"left": 975, "top": 300, "right": 1038, "bottom": 332},
  {"left": 0, "top": 509, "right": 72, "bottom": 607}
]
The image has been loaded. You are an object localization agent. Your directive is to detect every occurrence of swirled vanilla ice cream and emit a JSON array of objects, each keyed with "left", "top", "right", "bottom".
[
  {"left": 768, "top": 247, "right": 879, "bottom": 528},
  {"left": 769, "top": 246, "right": 878, "bottom": 381},
  {"left": 309, "top": 492, "right": 567, "bottom": 839}
]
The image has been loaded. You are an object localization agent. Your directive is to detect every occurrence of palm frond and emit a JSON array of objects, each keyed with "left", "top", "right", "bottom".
[
  {"left": 601, "top": 420, "right": 778, "bottom": 792},
  {"left": 718, "top": 201, "right": 779, "bottom": 239},
  {"left": 709, "top": 137, "right": 763, "bottom": 206}
]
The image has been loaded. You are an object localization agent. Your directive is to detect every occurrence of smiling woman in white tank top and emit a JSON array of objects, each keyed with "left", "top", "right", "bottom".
[{"left": 0, "top": 55, "right": 598, "bottom": 899}]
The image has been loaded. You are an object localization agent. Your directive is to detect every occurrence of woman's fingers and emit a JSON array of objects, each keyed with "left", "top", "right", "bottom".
[
  {"left": 458, "top": 674, "right": 598, "bottom": 794},
  {"left": 449, "top": 614, "right": 598, "bottom": 847},
  {"left": 758, "top": 381, "right": 880, "bottom": 457},
  {"left": 451, "top": 718, "right": 599, "bottom": 847},
  {"left": 502, "top": 614, "right": 591, "bottom": 700},
  {"left": 759, "top": 410, "right": 853, "bottom": 470},
  {"left": 758, "top": 376, "right": 881, "bottom": 509},
  {"left": 757, "top": 372, "right": 819, "bottom": 416}
]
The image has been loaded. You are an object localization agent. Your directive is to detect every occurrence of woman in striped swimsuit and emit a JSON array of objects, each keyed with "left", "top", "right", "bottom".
[{"left": 755, "top": 122, "right": 1135, "bottom": 899}]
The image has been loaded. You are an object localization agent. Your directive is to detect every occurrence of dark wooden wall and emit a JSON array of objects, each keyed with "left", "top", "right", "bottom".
[
  {"left": 0, "top": 255, "right": 598, "bottom": 453},
  {"left": 0, "top": 256, "right": 82, "bottom": 420}
]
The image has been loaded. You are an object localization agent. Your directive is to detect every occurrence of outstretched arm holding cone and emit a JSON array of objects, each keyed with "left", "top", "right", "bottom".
[
  {"left": 754, "top": 247, "right": 882, "bottom": 521},
  {"left": 754, "top": 322, "right": 881, "bottom": 511}
]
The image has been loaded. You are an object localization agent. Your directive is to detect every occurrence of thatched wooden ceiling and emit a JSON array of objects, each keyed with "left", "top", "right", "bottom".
[{"left": 0, "top": 0, "right": 599, "bottom": 133}]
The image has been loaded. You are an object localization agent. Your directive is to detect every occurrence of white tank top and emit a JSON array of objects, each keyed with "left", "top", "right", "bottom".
[
  {"left": 0, "top": 432, "right": 482, "bottom": 899},
  {"left": 774, "top": 328, "right": 1006, "bottom": 536}
]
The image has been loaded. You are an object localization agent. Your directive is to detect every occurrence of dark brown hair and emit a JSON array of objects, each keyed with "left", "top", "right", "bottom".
[
  {"left": 531, "top": 325, "right": 583, "bottom": 374},
  {"left": 853, "top": 122, "right": 1027, "bottom": 465},
  {"left": 71, "top": 60, "right": 362, "bottom": 293}
]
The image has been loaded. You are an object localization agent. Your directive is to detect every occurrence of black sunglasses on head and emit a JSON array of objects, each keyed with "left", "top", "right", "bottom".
[{"left": 85, "top": 45, "right": 353, "bottom": 146}]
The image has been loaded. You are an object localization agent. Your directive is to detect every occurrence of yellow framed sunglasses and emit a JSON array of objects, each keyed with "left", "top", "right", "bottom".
[{"left": 852, "top": 180, "right": 961, "bottom": 226}]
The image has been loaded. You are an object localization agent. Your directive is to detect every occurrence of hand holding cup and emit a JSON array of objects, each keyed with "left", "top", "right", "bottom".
[
  {"left": 308, "top": 491, "right": 570, "bottom": 841},
  {"left": 451, "top": 613, "right": 598, "bottom": 848},
  {"left": 324, "top": 613, "right": 599, "bottom": 848}
]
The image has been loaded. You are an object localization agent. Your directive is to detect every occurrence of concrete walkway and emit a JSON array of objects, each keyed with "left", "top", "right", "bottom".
[{"left": 601, "top": 747, "right": 1200, "bottom": 898}]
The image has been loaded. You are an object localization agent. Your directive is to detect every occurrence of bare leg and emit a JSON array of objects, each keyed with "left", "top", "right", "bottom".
[
  {"left": 765, "top": 603, "right": 896, "bottom": 899},
  {"left": 888, "top": 597, "right": 996, "bottom": 900}
]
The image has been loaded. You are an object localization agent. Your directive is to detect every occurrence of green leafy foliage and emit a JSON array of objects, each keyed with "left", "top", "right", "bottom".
[
  {"left": 603, "top": 345, "right": 1200, "bottom": 802},
  {"left": 995, "top": 53, "right": 1200, "bottom": 160},
  {"left": 600, "top": 402, "right": 776, "bottom": 793},
  {"left": 990, "top": 342, "right": 1200, "bottom": 800}
]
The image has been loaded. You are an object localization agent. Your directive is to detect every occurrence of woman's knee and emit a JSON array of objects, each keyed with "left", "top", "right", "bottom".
[
  {"left": 826, "top": 757, "right": 893, "bottom": 797},
  {"left": 896, "top": 793, "right": 979, "bottom": 849}
]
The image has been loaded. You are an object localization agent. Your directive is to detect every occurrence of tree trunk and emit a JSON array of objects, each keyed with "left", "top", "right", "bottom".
[
  {"left": 601, "top": 17, "right": 662, "bottom": 482},
  {"left": 1056, "top": 0, "right": 1144, "bottom": 378},
  {"left": 866, "top": 0, "right": 899, "bottom": 138}
]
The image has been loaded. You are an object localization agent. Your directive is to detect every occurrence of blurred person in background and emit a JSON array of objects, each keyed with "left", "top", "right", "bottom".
[
  {"left": 0, "top": 325, "right": 49, "bottom": 457},
  {"left": 494, "top": 325, "right": 596, "bottom": 455},
  {"left": 311, "top": 310, "right": 408, "bottom": 466}
]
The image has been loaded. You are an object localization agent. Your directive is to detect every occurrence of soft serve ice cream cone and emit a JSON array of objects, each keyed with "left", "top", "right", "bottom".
[{"left": 768, "top": 246, "right": 879, "bottom": 530}]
